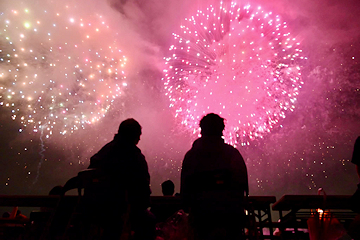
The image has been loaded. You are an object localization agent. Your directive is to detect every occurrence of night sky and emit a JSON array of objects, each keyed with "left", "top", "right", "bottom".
[{"left": 0, "top": 0, "right": 359, "bottom": 198}]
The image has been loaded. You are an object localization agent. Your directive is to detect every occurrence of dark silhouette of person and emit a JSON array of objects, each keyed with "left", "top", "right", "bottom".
[
  {"left": 86, "top": 118, "right": 154, "bottom": 240},
  {"left": 348, "top": 136, "right": 360, "bottom": 239},
  {"left": 48, "top": 185, "right": 64, "bottom": 196},
  {"left": 2, "top": 212, "right": 10, "bottom": 218},
  {"left": 180, "top": 113, "right": 248, "bottom": 240},
  {"left": 161, "top": 180, "right": 175, "bottom": 196},
  {"left": 350, "top": 136, "right": 360, "bottom": 213},
  {"left": 32, "top": 185, "right": 66, "bottom": 240},
  {"left": 151, "top": 180, "right": 181, "bottom": 224},
  {"left": 352, "top": 136, "right": 360, "bottom": 179}
]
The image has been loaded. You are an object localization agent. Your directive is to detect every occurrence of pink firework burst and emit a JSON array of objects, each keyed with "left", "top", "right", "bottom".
[{"left": 163, "top": 2, "right": 305, "bottom": 146}]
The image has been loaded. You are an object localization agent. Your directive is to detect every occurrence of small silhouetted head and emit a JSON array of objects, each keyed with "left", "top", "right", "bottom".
[
  {"left": 2, "top": 212, "right": 10, "bottom": 218},
  {"left": 200, "top": 113, "right": 225, "bottom": 137},
  {"left": 49, "top": 185, "right": 64, "bottom": 196},
  {"left": 118, "top": 118, "right": 142, "bottom": 144},
  {"left": 161, "top": 180, "right": 175, "bottom": 196}
]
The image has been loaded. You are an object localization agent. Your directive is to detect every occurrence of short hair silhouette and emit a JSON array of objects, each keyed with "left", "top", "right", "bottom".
[
  {"left": 49, "top": 185, "right": 64, "bottom": 196},
  {"left": 118, "top": 118, "right": 142, "bottom": 143},
  {"left": 161, "top": 180, "right": 175, "bottom": 196},
  {"left": 200, "top": 113, "right": 225, "bottom": 137}
]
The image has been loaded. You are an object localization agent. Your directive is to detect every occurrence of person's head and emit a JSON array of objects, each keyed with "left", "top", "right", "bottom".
[
  {"left": 200, "top": 113, "right": 225, "bottom": 137},
  {"left": 118, "top": 118, "right": 142, "bottom": 144},
  {"left": 2, "top": 212, "right": 10, "bottom": 218},
  {"left": 161, "top": 180, "right": 175, "bottom": 196},
  {"left": 49, "top": 185, "right": 64, "bottom": 196}
]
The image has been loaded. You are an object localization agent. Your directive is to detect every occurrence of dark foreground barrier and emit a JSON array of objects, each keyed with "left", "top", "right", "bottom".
[{"left": 0, "top": 195, "right": 278, "bottom": 239}]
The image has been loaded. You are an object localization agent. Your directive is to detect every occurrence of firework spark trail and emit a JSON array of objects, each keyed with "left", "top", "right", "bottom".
[
  {"left": 0, "top": 3, "right": 128, "bottom": 138},
  {"left": 32, "top": 124, "right": 46, "bottom": 185},
  {"left": 163, "top": 2, "right": 306, "bottom": 146}
]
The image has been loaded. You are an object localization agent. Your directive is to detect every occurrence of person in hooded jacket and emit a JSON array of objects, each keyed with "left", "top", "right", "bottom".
[
  {"left": 87, "top": 118, "right": 154, "bottom": 240},
  {"left": 180, "top": 113, "right": 248, "bottom": 240}
]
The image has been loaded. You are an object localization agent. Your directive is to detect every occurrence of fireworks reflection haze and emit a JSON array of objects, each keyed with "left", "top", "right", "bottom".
[{"left": 0, "top": 0, "right": 359, "bottom": 198}]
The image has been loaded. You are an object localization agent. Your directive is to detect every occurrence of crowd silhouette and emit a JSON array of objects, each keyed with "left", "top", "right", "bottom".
[
  {"left": 2, "top": 114, "right": 359, "bottom": 240},
  {"left": 60, "top": 113, "right": 250, "bottom": 240}
]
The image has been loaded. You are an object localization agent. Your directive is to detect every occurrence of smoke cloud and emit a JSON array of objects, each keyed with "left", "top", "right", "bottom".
[{"left": 0, "top": 0, "right": 359, "bottom": 197}]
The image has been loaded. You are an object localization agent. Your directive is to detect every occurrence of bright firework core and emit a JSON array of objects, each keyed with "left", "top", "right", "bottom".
[{"left": 163, "top": 2, "right": 306, "bottom": 146}]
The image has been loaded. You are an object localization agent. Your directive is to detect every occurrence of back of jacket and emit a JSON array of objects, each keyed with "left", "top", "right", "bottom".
[
  {"left": 181, "top": 136, "right": 248, "bottom": 214},
  {"left": 89, "top": 136, "right": 151, "bottom": 211}
]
